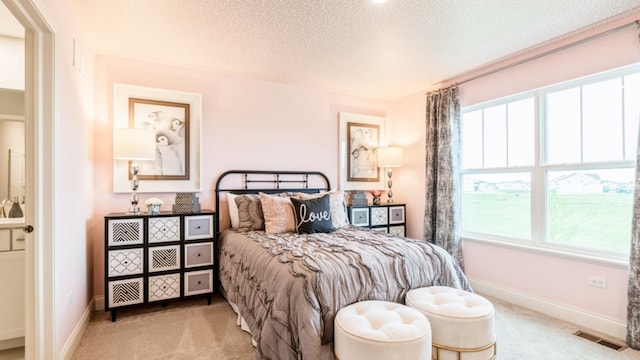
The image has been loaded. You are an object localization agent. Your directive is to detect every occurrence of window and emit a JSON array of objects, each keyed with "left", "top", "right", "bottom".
[{"left": 461, "top": 66, "right": 640, "bottom": 259}]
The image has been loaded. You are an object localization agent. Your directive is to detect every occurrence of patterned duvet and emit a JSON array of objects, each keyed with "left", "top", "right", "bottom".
[{"left": 218, "top": 226, "right": 471, "bottom": 360}]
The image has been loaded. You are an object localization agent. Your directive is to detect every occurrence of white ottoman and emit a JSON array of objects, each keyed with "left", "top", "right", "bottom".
[
  {"left": 405, "top": 286, "right": 496, "bottom": 360},
  {"left": 334, "top": 300, "right": 432, "bottom": 360}
]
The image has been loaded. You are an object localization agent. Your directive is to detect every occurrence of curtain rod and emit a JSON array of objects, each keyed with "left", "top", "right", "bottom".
[{"left": 435, "top": 19, "right": 640, "bottom": 89}]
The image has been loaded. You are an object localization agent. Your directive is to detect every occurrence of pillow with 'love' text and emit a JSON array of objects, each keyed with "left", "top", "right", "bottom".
[{"left": 290, "top": 194, "right": 335, "bottom": 234}]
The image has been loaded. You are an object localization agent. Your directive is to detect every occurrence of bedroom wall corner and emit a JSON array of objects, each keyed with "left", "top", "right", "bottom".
[{"left": 388, "top": 91, "right": 427, "bottom": 240}]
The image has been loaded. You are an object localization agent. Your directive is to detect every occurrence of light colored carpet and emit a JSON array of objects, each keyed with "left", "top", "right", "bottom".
[{"left": 68, "top": 294, "right": 640, "bottom": 360}]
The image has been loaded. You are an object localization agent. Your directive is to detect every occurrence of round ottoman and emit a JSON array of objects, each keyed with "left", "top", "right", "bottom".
[
  {"left": 405, "top": 286, "right": 496, "bottom": 360},
  {"left": 334, "top": 300, "right": 432, "bottom": 360}
]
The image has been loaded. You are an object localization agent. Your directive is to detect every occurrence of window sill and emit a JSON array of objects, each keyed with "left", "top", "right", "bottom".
[{"left": 462, "top": 235, "right": 629, "bottom": 269}]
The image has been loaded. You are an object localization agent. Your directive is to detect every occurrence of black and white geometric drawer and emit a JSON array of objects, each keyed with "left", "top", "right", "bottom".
[
  {"left": 184, "top": 269, "right": 213, "bottom": 296},
  {"left": 148, "top": 216, "right": 180, "bottom": 243},
  {"left": 108, "top": 278, "right": 144, "bottom": 308},
  {"left": 148, "top": 273, "right": 180, "bottom": 302},
  {"left": 107, "top": 218, "right": 144, "bottom": 246},
  {"left": 148, "top": 245, "right": 180, "bottom": 272},
  {"left": 184, "top": 215, "right": 214, "bottom": 240},
  {"left": 185, "top": 242, "right": 213, "bottom": 268},
  {"left": 108, "top": 248, "right": 143, "bottom": 277},
  {"left": 370, "top": 207, "right": 388, "bottom": 226},
  {"left": 389, "top": 225, "right": 405, "bottom": 237}
]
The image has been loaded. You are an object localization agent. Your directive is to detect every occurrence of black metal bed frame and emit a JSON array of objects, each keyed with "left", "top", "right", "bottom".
[{"left": 214, "top": 169, "right": 331, "bottom": 237}]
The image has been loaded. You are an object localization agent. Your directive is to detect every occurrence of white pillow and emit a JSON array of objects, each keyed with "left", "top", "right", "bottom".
[{"left": 227, "top": 193, "right": 240, "bottom": 229}]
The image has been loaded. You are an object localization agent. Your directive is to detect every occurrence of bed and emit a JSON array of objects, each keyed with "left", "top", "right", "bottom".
[{"left": 214, "top": 170, "right": 471, "bottom": 360}]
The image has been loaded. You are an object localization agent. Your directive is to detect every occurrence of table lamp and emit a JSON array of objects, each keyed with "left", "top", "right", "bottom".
[
  {"left": 113, "top": 128, "right": 156, "bottom": 214},
  {"left": 377, "top": 146, "right": 403, "bottom": 203}
]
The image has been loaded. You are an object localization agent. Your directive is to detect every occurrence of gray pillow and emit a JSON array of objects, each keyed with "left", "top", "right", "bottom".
[{"left": 235, "top": 194, "right": 264, "bottom": 231}]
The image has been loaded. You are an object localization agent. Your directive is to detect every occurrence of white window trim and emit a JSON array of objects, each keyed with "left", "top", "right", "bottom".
[{"left": 461, "top": 64, "right": 640, "bottom": 262}]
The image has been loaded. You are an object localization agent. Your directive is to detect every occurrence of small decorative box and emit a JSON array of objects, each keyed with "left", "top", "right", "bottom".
[
  {"left": 348, "top": 191, "right": 368, "bottom": 206},
  {"left": 172, "top": 192, "right": 201, "bottom": 213}
]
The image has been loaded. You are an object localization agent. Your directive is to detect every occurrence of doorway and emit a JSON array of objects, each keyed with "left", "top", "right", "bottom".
[{"left": 1, "top": 0, "right": 55, "bottom": 358}]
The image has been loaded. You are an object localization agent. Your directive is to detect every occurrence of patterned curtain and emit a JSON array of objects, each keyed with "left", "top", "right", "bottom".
[
  {"left": 628, "top": 127, "right": 640, "bottom": 349},
  {"left": 424, "top": 86, "right": 463, "bottom": 267}
]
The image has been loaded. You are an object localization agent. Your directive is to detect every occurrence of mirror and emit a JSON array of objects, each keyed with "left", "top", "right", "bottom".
[
  {"left": 0, "top": 89, "right": 25, "bottom": 215},
  {"left": 0, "top": 2, "right": 26, "bottom": 220},
  {"left": 0, "top": 0, "right": 26, "bottom": 216}
]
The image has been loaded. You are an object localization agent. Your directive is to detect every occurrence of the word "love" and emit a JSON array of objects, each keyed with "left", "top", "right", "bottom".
[{"left": 296, "top": 204, "right": 330, "bottom": 231}]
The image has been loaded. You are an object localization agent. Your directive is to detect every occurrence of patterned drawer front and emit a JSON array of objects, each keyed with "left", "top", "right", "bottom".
[
  {"left": 185, "top": 242, "right": 213, "bottom": 268},
  {"left": 148, "top": 273, "right": 180, "bottom": 301},
  {"left": 185, "top": 215, "right": 213, "bottom": 240},
  {"left": 389, "top": 206, "right": 405, "bottom": 224},
  {"left": 108, "top": 219, "right": 144, "bottom": 246},
  {"left": 349, "top": 208, "right": 369, "bottom": 227},
  {"left": 389, "top": 225, "right": 405, "bottom": 237},
  {"left": 149, "top": 217, "right": 180, "bottom": 243},
  {"left": 149, "top": 245, "right": 180, "bottom": 272},
  {"left": 108, "top": 248, "right": 143, "bottom": 276},
  {"left": 108, "top": 278, "right": 143, "bottom": 308},
  {"left": 184, "top": 270, "right": 213, "bottom": 296},
  {"left": 370, "top": 207, "right": 388, "bottom": 226}
]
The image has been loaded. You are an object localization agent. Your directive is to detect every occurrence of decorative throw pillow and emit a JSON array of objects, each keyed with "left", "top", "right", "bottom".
[
  {"left": 259, "top": 192, "right": 296, "bottom": 234},
  {"left": 290, "top": 194, "right": 335, "bottom": 234},
  {"left": 292, "top": 191, "right": 349, "bottom": 229},
  {"left": 227, "top": 193, "right": 240, "bottom": 229},
  {"left": 235, "top": 194, "right": 264, "bottom": 231}
]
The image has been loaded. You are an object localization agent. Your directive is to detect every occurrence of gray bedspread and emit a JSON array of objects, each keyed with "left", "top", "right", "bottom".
[{"left": 218, "top": 226, "right": 471, "bottom": 360}]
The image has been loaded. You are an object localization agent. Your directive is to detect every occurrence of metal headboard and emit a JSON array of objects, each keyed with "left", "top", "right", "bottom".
[{"left": 214, "top": 170, "right": 331, "bottom": 236}]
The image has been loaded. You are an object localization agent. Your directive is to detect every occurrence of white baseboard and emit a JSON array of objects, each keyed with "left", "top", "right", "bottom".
[
  {"left": 58, "top": 297, "right": 95, "bottom": 360},
  {"left": 95, "top": 295, "right": 105, "bottom": 311},
  {"left": 469, "top": 278, "right": 627, "bottom": 341}
]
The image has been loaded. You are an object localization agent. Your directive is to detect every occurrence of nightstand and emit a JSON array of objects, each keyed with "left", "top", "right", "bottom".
[
  {"left": 347, "top": 204, "right": 406, "bottom": 236},
  {"left": 104, "top": 210, "right": 215, "bottom": 321}
]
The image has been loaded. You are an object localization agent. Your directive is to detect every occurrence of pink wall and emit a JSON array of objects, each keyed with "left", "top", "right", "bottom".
[{"left": 91, "top": 55, "right": 391, "bottom": 296}]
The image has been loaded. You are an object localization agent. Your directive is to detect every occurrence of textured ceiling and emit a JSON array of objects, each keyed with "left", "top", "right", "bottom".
[{"left": 55, "top": 1, "right": 640, "bottom": 99}]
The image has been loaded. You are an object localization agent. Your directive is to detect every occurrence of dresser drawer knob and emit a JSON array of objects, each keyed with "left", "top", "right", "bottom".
[
  {"left": 197, "top": 281, "right": 202, "bottom": 285},
  {"left": 197, "top": 253, "right": 201, "bottom": 257}
]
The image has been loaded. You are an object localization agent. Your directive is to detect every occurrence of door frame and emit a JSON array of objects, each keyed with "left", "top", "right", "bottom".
[{"left": 2, "top": 0, "right": 55, "bottom": 358}]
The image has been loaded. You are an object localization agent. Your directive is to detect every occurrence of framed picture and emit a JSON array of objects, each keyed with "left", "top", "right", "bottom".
[
  {"left": 349, "top": 207, "right": 370, "bottom": 227},
  {"left": 339, "top": 112, "right": 386, "bottom": 191},
  {"left": 129, "top": 97, "right": 190, "bottom": 180},
  {"left": 113, "top": 84, "right": 202, "bottom": 193}
]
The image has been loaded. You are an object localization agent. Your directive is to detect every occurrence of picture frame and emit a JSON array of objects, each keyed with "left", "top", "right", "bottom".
[
  {"left": 128, "top": 97, "right": 190, "bottom": 180},
  {"left": 339, "top": 112, "right": 386, "bottom": 191},
  {"left": 349, "top": 207, "right": 370, "bottom": 227},
  {"left": 113, "top": 84, "right": 202, "bottom": 193}
]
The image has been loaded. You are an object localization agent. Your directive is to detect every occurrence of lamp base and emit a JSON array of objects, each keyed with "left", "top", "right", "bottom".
[{"left": 127, "top": 207, "right": 141, "bottom": 214}]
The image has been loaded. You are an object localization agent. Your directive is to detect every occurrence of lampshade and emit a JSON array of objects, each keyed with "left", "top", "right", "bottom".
[
  {"left": 113, "top": 128, "right": 156, "bottom": 160},
  {"left": 377, "top": 146, "right": 403, "bottom": 168}
]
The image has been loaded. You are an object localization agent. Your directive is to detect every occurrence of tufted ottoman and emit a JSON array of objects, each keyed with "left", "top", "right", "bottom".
[
  {"left": 334, "top": 300, "right": 432, "bottom": 360},
  {"left": 405, "top": 286, "right": 496, "bottom": 360}
]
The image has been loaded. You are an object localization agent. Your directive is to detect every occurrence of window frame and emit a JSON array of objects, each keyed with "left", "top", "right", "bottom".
[{"left": 460, "top": 64, "right": 640, "bottom": 262}]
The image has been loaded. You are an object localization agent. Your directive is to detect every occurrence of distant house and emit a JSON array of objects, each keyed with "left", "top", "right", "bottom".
[{"left": 549, "top": 173, "right": 602, "bottom": 194}]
